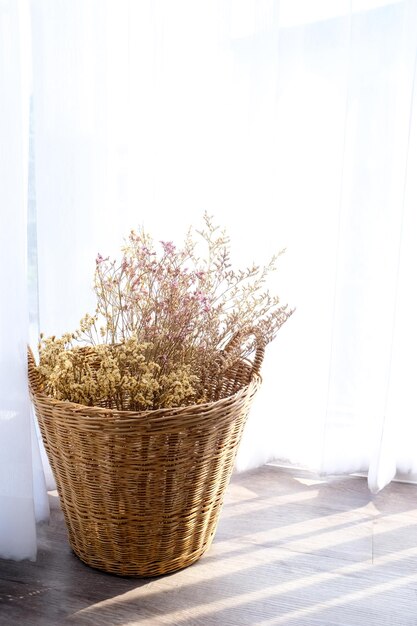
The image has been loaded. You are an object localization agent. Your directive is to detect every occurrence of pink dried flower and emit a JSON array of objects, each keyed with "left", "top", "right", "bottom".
[{"left": 160, "top": 241, "right": 176, "bottom": 255}]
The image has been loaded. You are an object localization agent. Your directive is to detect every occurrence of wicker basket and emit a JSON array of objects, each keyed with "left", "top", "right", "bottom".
[{"left": 28, "top": 331, "right": 264, "bottom": 577}]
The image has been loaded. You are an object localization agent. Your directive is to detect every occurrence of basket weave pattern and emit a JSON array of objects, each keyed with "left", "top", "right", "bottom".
[{"left": 29, "top": 339, "right": 263, "bottom": 577}]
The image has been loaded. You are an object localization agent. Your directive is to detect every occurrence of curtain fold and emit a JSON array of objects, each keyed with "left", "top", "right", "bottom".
[
  {"left": 0, "top": 0, "right": 48, "bottom": 561},
  {"left": 320, "top": 0, "right": 417, "bottom": 490},
  {"left": 367, "top": 0, "right": 417, "bottom": 491}
]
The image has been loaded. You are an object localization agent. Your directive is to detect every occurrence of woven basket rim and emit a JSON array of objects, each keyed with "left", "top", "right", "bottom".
[{"left": 29, "top": 363, "right": 262, "bottom": 419}]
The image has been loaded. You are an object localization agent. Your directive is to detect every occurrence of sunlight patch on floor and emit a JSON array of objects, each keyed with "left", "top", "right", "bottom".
[{"left": 69, "top": 543, "right": 417, "bottom": 624}]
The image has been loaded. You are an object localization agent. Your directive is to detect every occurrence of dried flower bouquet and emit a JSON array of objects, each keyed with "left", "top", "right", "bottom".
[{"left": 37, "top": 214, "right": 293, "bottom": 411}]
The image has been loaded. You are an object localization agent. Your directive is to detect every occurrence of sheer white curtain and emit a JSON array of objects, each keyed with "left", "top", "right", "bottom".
[
  {"left": 0, "top": 0, "right": 48, "bottom": 561},
  {"left": 29, "top": 0, "right": 417, "bottom": 494},
  {"left": 320, "top": 0, "right": 417, "bottom": 491}
]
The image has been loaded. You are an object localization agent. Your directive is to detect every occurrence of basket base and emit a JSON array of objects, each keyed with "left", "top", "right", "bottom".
[{"left": 70, "top": 539, "right": 214, "bottom": 578}]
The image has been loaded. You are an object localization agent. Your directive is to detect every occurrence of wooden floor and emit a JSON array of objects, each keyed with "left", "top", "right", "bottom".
[{"left": 1, "top": 465, "right": 417, "bottom": 625}]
